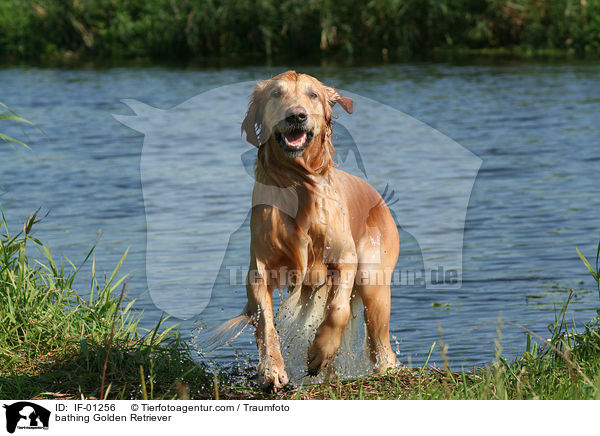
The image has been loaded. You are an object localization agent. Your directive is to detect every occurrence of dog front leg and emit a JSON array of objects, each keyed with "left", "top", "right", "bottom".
[
  {"left": 246, "top": 260, "right": 288, "bottom": 392},
  {"left": 307, "top": 263, "right": 357, "bottom": 376}
]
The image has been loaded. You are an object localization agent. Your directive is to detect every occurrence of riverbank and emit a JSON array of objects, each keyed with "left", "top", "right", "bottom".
[
  {"left": 1, "top": 0, "right": 600, "bottom": 65},
  {"left": 1, "top": 212, "right": 600, "bottom": 400}
]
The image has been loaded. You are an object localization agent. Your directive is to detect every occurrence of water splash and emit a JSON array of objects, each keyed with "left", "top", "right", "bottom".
[
  {"left": 192, "top": 315, "right": 251, "bottom": 357},
  {"left": 193, "top": 286, "right": 376, "bottom": 386},
  {"left": 275, "top": 285, "right": 374, "bottom": 384}
]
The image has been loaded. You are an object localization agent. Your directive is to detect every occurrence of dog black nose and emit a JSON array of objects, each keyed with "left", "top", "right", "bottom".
[{"left": 285, "top": 106, "right": 307, "bottom": 124}]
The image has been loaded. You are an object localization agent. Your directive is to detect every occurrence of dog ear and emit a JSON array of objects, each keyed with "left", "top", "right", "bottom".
[
  {"left": 326, "top": 87, "right": 353, "bottom": 114},
  {"left": 242, "top": 82, "right": 267, "bottom": 147}
]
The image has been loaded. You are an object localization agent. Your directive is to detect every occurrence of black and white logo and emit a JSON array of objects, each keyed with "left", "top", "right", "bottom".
[{"left": 3, "top": 402, "right": 50, "bottom": 434}]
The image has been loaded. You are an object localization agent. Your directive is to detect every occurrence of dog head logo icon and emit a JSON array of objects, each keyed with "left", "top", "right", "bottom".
[{"left": 3, "top": 402, "right": 51, "bottom": 433}]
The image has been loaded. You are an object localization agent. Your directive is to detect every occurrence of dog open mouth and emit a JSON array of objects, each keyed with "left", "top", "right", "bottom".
[{"left": 275, "top": 129, "right": 314, "bottom": 157}]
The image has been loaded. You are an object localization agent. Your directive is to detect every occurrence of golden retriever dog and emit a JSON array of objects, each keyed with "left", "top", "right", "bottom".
[{"left": 240, "top": 71, "right": 399, "bottom": 392}]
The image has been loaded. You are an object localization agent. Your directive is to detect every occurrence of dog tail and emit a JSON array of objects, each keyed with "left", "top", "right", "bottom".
[{"left": 197, "top": 312, "right": 252, "bottom": 354}]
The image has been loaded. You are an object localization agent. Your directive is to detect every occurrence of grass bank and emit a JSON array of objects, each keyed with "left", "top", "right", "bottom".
[
  {"left": 2, "top": 208, "right": 600, "bottom": 399},
  {"left": 0, "top": 211, "right": 213, "bottom": 399},
  {"left": 2, "top": 0, "right": 600, "bottom": 65}
]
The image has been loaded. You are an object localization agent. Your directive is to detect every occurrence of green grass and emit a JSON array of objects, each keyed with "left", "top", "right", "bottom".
[
  {"left": 282, "top": 312, "right": 600, "bottom": 400},
  {"left": 2, "top": 0, "right": 600, "bottom": 64},
  {"left": 0, "top": 211, "right": 215, "bottom": 399},
  {"left": 0, "top": 102, "right": 33, "bottom": 149},
  {"left": 2, "top": 206, "right": 600, "bottom": 399}
]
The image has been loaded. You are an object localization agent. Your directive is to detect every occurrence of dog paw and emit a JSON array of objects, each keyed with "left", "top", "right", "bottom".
[
  {"left": 307, "top": 341, "right": 336, "bottom": 376},
  {"left": 374, "top": 357, "right": 398, "bottom": 374},
  {"left": 370, "top": 348, "right": 398, "bottom": 373},
  {"left": 258, "top": 362, "right": 289, "bottom": 393}
]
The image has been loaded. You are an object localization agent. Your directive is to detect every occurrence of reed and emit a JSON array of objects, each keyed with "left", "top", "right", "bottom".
[
  {"left": 0, "top": 211, "right": 220, "bottom": 399},
  {"left": 1, "top": 0, "right": 600, "bottom": 64}
]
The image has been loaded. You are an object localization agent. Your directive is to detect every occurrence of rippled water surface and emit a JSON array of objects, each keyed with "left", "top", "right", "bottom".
[{"left": 1, "top": 61, "right": 599, "bottom": 369}]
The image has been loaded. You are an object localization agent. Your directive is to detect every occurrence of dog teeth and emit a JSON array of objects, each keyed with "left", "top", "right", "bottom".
[{"left": 284, "top": 132, "right": 307, "bottom": 148}]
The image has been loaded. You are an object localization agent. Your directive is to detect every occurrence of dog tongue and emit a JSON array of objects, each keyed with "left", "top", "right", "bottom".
[{"left": 284, "top": 131, "right": 306, "bottom": 148}]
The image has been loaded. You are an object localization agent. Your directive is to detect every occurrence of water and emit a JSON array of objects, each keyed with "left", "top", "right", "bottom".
[{"left": 1, "top": 61, "right": 599, "bottom": 371}]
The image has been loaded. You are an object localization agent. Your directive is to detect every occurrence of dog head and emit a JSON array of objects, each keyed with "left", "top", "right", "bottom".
[{"left": 242, "top": 71, "right": 353, "bottom": 171}]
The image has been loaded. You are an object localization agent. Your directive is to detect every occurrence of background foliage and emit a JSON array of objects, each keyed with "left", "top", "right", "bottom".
[{"left": 1, "top": 0, "right": 600, "bottom": 63}]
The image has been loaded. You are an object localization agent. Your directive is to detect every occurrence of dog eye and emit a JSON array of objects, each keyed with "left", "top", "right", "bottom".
[
  {"left": 309, "top": 91, "right": 318, "bottom": 99},
  {"left": 271, "top": 89, "right": 282, "bottom": 98}
]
